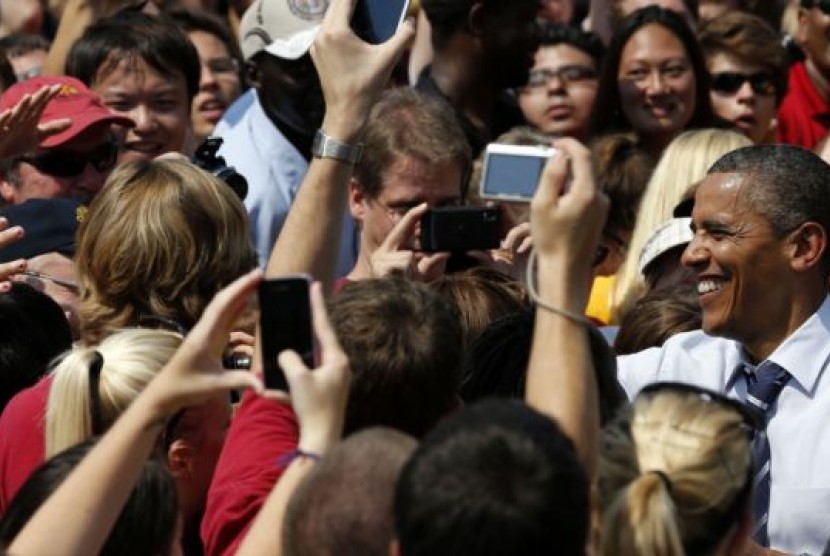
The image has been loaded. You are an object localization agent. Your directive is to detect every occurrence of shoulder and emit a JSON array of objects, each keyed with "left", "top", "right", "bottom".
[{"left": 617, "top": 331, "right": 738, "bottom": 398}]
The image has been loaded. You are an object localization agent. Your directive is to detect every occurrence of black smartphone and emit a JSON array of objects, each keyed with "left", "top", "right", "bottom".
[
  {"left": 351, "top": 0, "right": 410, "bottom": 44},
  {"left": 420, "top": 207, "right": 501, "bottom": 253},
  {"left": 258, "top": 276, "right": 314, "bottom": 391}
]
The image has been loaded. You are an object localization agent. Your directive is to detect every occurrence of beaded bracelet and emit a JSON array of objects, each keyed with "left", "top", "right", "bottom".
[{"left": 277, "top": 448, "right": 323, "bottom": 468}]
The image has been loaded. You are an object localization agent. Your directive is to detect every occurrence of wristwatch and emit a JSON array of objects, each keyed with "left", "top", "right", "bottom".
[{"left": 312, "top": 129, "right": 363, "bottom": 164}]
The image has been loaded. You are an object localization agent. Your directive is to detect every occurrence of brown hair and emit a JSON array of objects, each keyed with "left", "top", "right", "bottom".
[
  {"left": 697, "top": 11, "right": 789, "bottom": 103},
  {"left": 354, "top": 88, "right": 471, "bottom": 200},
  {"left": 613, "top": 287, "right": 701, "bottom": 355},
  {"left": 75, "top": 159, "right": 256, "bottom": 345}
]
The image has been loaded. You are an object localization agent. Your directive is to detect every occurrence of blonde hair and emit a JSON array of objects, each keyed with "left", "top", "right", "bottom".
[
  {"left": 611, "top": 129, "right": 751, "bottom": 321},
  {"left": 45, "top": 328, "right": 182, "bottom": 457},
  {"left": 599, "top": 387, "right": 753, "bottom": 556},
  {"left": 75, "top": 159, "right": 256, "bottom": 346}
]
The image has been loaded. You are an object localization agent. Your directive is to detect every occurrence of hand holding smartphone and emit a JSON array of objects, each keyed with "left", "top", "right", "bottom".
[{"left": 258, "top": 276, "right": 315, "bottom": 391}]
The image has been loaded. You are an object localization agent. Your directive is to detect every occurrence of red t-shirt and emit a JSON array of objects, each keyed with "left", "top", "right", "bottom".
[
  {"left": 200, "top": 389, "right": 299, "bottom": 555},
  {"left": 777, "top": 61, "right": 830, "bottom": 149},
  {"left": 0, "top": 376, "right": 51, "bottom": 514}
]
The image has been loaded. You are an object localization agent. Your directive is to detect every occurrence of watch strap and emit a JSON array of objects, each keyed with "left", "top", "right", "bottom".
[{"left": 312, "top": 129, "right": 363, "bottom": 164}]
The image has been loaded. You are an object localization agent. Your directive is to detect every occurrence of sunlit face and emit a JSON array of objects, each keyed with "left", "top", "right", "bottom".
[
  {"left": 707, "top": 53, "right": 777, "bottom": 144},
  {"left": 8, "top": 48, "right": 47, "bottom": 81},
  {"left": 618, "top": 23, "right": 696, "bottom": 147},
  {"left": 681, "top": 173, "right": 794, "bottom": 353},
  {"left": 518, "top": 44, "right": 598, "bottom": 139},
  {"left": 352, "top": 155, "right": 463, "bottom": 257},
  {"left": 93, "top": 56, "right": 191, "bottom": 162},
  {"left": 189, "top": 30, "right": 241, "bottom": 144},
  {"left": 0, "top": 125, "right": 114, "bottom": 205}
]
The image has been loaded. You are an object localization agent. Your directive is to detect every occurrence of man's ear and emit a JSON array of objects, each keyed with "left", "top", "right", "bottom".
[
  {"left": 789, "top": 222, "right": 826, "bottom": 273},
  {"left": 466, "top": 2, "right": 485, "bottom": 37},
  {"left": 166, "top": 438, "right": 195, "bottom": 480},
  {"left": 349, "top": 177, "right": 368, "bottom": 223}
]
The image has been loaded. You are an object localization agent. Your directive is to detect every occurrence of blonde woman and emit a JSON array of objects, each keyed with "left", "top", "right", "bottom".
[
  {"left": 599, "top": 382, "right": 755, "bottom": 556},
  {"left": 45, "top": 328, "right": 182, "bottom": 458},
  {"left": 610, "top": 128, "right": 751, "bottom": 322}
]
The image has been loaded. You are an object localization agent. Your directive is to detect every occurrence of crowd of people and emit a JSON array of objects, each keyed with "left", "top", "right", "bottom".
[{"left": 0, "top": 0, "right": 828, "bottom": 554}]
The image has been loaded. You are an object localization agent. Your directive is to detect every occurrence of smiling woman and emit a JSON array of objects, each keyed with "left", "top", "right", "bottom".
[{"left": 589, "top": 6, "right": 714, "bottom": 158}]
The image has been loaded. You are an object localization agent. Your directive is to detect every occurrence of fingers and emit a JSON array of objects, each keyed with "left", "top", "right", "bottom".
[
  {"left": 533, "top": 148, "right": 568, "bottom": 209},
  {"left": 416, "top": 251, "right": 450, "bottom": 277},
  {"left": 278, "top": 349, "right": 309, "bottom": 387},
  {"left": 379, "top": 203, "right": 428, "bottom": 252},
  {"left": 193, "top": 269, "right": 263, "bottom": 351},
  {"left": 552, "top": 138, "right": 595, "bottom": 200},
  {"left": 501, "top": 222, "right": 531, "bottom": 251},
  {"left": 0, "top": 219, "right": 24, "bottom": 248},
  {"left": 37, "top": 119, "right": 73, "bottom": 139},
  {"left": 214, "top": 370, "right": 263, "bottom": 395},
  {"left": 322, "top": 0, "right": 355, "bottom": 31},
  {"left": 309, "top": 282, "right": 342, "bottom": 357}
]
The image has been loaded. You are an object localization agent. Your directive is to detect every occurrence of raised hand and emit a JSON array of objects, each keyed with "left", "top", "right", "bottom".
[
  {"left": 269, "top": 282, "right": 351, "bottom": 455},
  {"left": 0, "top": 84, "right": 72, "bottom": 159},
  {"left": 369, "top": 203, "right": 449, "bottom": 281},
  {"left": 0, "top": 218, "right": 26, "bottom": 293}
]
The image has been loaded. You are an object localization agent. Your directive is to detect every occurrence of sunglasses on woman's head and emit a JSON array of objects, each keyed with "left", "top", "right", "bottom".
[{"left": 709, "top": 72, "right": 776, "bottom": 97}]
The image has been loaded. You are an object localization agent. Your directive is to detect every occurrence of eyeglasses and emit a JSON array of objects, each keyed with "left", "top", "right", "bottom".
[
  {"left": 21, "top": 270, "right": 80, "bottom": 292},
  {"left": 205, "top": 57, "right": 240, "bottom": 75},
  {"left": 710, "top": 71, "right": 776, "bottom": 97},
  {"left": 16, "top": 140, "right": 118, "bottom": 178},
  {"left": 523, "top": 65, "right": 598, "bottom": 89}
]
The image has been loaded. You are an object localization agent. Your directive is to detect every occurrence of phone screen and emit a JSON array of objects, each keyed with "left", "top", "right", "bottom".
[
  {"left": 481, "top": 153, "right": 548, "bottom": 200},
  {"left": 352, "top": 0, "right": 409, "bottom": 44},
  {"left": 258, "top": 277, "right": 314, "bottom": 391}
]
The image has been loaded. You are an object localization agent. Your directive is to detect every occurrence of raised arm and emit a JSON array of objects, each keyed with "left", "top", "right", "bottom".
[
  {"left": 524, "top": 138, "right": 608, "bottom": 478},
  {"left": 265, "top": 0, "right": 415, "bottom": 290},
  {"left": 7, "top": 269, "right": 264, "bottom": 556},
  {"left": 237, "top": 282, "right": 350, "bottom": 556}
]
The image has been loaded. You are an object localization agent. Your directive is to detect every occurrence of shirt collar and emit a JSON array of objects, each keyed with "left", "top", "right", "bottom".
[{"left": 726, "top": 295, "right": 830, "bottom": 394}]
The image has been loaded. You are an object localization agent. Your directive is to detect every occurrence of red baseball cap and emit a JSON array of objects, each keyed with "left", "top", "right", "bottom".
[{"left": 0, "top": 76, "right": 134, "bottom": 149}]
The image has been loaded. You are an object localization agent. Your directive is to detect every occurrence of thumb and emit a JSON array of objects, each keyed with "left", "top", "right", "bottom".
[{"left": 278, "top": 349, "right": 310, "bottom": 387}]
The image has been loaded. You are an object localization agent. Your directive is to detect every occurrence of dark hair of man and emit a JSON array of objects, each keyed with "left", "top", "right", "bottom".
[
  {"left": 538, "top": 23, "right": 606, "bottom": 65},
  {"left": 0, "top": 283, "right": 72, "bottom": 412},
  {"left": 589, "top": 6, "right": 714, "bottom": 139},
  {"left": 0, "top": 439, "right": 178, "bottom": 556},
  {"left": 165, "top": 6, "right": 245, "bottom": 88},
  {"left": 610, "top": 0, "right": 699, "bottom": 34},
  {"left": 65, "top": 11, "right": 200, "bottom": 103},
  {"left": 708, "top": 145, "right": 830, "bottom": 267},
  {"left": 591, "top": 132, "right": 654, "bottom": 237},
  {"left": 394, "top": 399, "right": 590, "bottom": 556},
  {"left": 282, "top": 428, "right": 417, "bottom": 556},
  {"left": 328, "top": 277, "right": 463, "bottom": 438},
  {"left": 460, "top": 309, "right": 626, "bottom": 425},
  {"left": 0, "top": 34, "right": 50, "bottom": 58},
  {"left": 614, "top": 286, "right": 702, "bottom": 355},
  {"left": 421, "top": 0, "right": 539, "bottom": 51},
  {"left": 697, "top": 11, "right": 788, "bottom": 104},
  {"left": 354, "top": 88, "right": 471, "bottom": 200}
]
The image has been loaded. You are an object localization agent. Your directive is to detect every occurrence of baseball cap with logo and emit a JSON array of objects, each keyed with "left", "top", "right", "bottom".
[
  {"left": 239, "top": 0, "right": 330, "bottom": 60},
  {"left": 0, "top": 76, "right": 134, "bottom": 149}
]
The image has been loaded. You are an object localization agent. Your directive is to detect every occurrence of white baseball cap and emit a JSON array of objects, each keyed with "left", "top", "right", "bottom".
[
  {"left": 638, "top": 217, "right": 693, "bottom": 275},
  {"left": 239, "top": 0, "right": 330, "bottom": 61}
]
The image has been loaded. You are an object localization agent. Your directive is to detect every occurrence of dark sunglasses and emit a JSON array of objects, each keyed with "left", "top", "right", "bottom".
[
  {"left": 638, "top": 381, "right": 760, "bottom": 431},
  {"left": 710, "top": 71, "right": 776, "bottom": 97},
  {"left": 17, "top": 140, "right": 118, "bottom": 178}
]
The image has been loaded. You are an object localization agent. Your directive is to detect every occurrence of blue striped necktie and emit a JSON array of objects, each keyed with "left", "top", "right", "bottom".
[{"left": 743, "top": 361, "right": 791, "bottom": 547}]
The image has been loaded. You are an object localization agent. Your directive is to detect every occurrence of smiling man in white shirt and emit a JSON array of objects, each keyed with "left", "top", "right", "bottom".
[{"left": 617, "top": 144, "right": 830, "bottom": 554}]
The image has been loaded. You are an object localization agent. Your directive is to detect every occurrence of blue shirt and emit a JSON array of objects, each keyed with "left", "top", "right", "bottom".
[
  {"left": 214, "top": 90, "right": 357, "bottom": 275},
  {"left": 618, "top": 296, "right": 830, "bottom": 554}
]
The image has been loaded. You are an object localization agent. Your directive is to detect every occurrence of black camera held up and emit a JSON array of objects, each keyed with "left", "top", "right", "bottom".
[{"left": 191, "top": 137, "right": 248, "bottom": 201}]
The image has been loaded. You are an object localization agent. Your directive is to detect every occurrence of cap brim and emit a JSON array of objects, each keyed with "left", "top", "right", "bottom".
[
  {"left": 263, "top": 25, "right": 320, "bottom": 60},
  {"left": 40, "top": 114, "right": 134, "bottom": 149}
]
